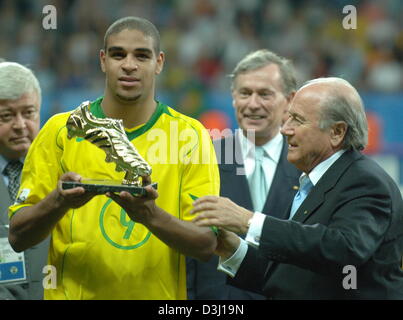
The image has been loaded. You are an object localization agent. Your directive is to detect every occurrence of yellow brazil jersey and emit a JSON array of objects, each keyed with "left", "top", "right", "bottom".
[{"left": 9, "top": 97, "right": 220, "bottom": 300}]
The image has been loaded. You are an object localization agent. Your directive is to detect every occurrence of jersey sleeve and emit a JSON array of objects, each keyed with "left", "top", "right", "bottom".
[
  {"left": 8, "top": 114, "right": 69, "bottom": 219},
  {"left": 179, "top": 122, "right": 220, "bottom": 223}
]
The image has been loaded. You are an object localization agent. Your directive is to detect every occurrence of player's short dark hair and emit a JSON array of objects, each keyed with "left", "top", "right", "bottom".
[{"left": 104, "top": 16, "right": 161, "bottom": 54}]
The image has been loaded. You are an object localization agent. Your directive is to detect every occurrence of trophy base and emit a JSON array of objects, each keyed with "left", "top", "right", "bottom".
[{"left": 61, "top": 179, "right": 157, "bottom": 196}]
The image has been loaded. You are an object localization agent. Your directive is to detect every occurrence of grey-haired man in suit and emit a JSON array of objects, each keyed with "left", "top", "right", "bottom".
[
  {"left": 187, "top": 50, "right": 301, "bottom": 300},
  {"left": 191, "top": 77, "right": 403, "bottom": 299},
  {"left": 0, "top": 61, "right": 49, "bottom": 300}
]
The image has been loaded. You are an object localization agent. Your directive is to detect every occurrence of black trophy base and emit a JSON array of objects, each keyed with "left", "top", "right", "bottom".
[{"left": 61, "top": 179, "right": 157, "bottom": 196}]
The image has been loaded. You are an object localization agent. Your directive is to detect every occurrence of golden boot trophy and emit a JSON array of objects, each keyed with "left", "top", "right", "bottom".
[{"left": 62, "top": 101, "right": 156, "bottom": 196}]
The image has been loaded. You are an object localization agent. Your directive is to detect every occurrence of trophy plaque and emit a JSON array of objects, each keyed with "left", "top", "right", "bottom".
[{"left": 61, "top": 101, "right": 157, "bottom": 196}]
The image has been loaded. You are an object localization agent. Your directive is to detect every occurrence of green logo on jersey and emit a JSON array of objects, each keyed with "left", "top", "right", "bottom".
[
  {"left": 120, "top": 210, "right": 135, "bottom": 239},
  {"left": 99, "top": 199, "right": 151, "bottom": 250}
]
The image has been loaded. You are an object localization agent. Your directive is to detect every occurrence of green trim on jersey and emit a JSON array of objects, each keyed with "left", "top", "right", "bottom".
[
  {"left": 89, "top": 96, "right": 171, "bottom": 140},
  {"left": 188, "top": 194, "right": 218, "bottom": 236}
]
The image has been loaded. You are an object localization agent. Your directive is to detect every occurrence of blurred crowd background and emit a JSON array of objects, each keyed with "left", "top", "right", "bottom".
[{"left": 0, "top": 0, "right": 402, "bottom": 191}]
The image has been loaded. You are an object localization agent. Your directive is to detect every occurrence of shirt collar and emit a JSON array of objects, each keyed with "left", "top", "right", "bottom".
[
  {"left": 302, "top": 149, "right": 346, "bottom": 186},
  {"left": 237, "top": 129, "right": 283, "bottom": 164}
]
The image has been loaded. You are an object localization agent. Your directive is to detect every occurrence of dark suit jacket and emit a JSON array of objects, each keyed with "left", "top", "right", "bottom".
[
  {"left": 187, "top": 134, "right": 301, "bottom": 299},
  {"left": 230, "top": 150, "right": 403, "bottom": 299},
  {"left": 0, "top": 173, "right": 50, "bottom": 300}
]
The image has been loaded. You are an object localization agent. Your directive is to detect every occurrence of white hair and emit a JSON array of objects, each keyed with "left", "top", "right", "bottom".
[
  {"left": 0, "top": 62, "right": 41, "bottom": 102},
  {"left": 229, "top": 49, "right": 297, "bottom": 96},
  {"left": 302, "top": 77, "right": 368, "bottom": 151}
]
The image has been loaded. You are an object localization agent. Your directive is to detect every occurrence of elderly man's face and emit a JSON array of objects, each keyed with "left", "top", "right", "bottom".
[
  {"left": 232, "top": 63, "right": 290, "bottom": 145},
  {"left": 0, "top": 92, "right": 40, "bottom": 160},
  {"left": 281, "top": 85, "right": 335, "bottom": 173}
]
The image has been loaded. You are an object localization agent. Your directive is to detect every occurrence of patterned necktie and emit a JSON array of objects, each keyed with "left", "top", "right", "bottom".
[
  {"left": 248, "top": 147, "right": 268, "bottom": 212},
  {"left": 4, "top": 160, "right": 23, "bottom": 201},
  {"left": 289, "top": 175, "right": 313, "bottom": 219}
]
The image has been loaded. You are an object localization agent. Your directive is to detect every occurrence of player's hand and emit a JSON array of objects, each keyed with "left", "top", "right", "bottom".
[
  {"left": 56, "top": 172, "right": 97, "bottom": 209},
  {"left": 106, "top": 183, "right": 159, "bottom": 225},
  {"left": 191, "top": 196, "right": 254, "bottom": 235}
]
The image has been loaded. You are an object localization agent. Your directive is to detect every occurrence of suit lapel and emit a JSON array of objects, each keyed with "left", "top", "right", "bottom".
[
  {"left": 262, "top": 137, "right": 300, "bottom": 219},
  {"left": 0, "top": 177, "right": 11, "bottom": 225},
  {"left": 292, "top": 150, "right": 362, "bottom": 223},
  {"left": 218, "top": 134, "right": 300, "bottom": 218},
  {"left": 217, "top": 134, "right": 301, "bottom": 218},
  {"left": 263, "top": 151, "right": 361, "bottom": 281},
  {"left": 215, "top": 135, "right": 254, "bottom": 211}
]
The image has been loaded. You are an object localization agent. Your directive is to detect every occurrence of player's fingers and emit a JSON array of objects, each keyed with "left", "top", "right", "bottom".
[
  {"left": 142, "top": 175, "right": 152, "bottom": 186},
  {"left": 106, "top": 191, "right": 126, "bottom": 207},
  {"left": 59, "top": 185, "right": 85, "bottom": 197},
  {"left": 60, "top": 171, "right": 82, "bottom": 182},
  {"left": 144, "top": 185, "right": 158, "bottom": 200}
]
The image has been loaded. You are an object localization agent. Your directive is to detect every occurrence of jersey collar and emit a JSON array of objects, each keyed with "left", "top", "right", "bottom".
[{"left": 89, "top": 96, "right": 168, "bottom": 140}]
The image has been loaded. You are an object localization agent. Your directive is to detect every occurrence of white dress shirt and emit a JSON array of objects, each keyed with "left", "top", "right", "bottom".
[
  {"left": 218, "top": 149, "right": 346, "bottom": 277},
  {"left": 237, "top": 129, "right": 283, "bottom": 191}
]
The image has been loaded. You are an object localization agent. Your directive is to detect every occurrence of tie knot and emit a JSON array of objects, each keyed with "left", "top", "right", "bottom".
[
  {"left": 299, "top": 175, "right": 313, "bottom": 194},
  {"left": 254, "top": 147, "right": 265, "bottom": 162},
  {"left": 289, "top": 175, "right": 314, "bottom": 219},
  {"left": 4, "top": 161, "right": 23, "bottom": 177},
  {"left": 4, "top": 160, "right": 23, "bottom": 201}
]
